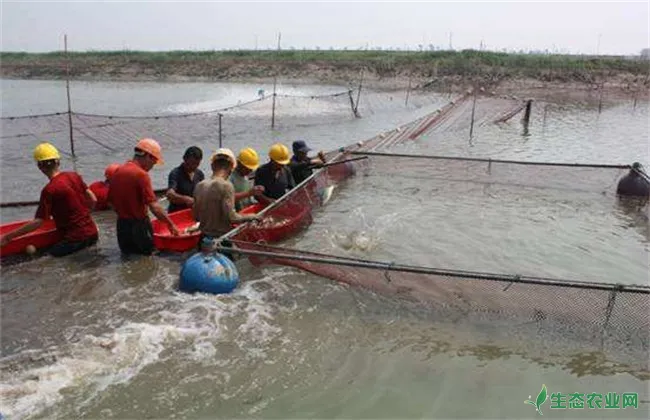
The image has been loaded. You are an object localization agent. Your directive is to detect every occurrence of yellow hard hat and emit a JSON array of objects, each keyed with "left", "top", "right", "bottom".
[
  {"left": 33, "top": 142, "right": 61, "bottom": 162},
  {"left": 269, "top": 143, "right": 290, "bottom": 165},
  {"left": 237, "top": 148, "right": 260, "bottom": 170}
]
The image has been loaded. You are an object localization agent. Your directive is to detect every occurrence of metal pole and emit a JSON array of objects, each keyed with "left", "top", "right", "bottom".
[
  {"left": 218, "top": 113, "right": 223, "bottom": 147},
  {"left": 64, "top": 34, "right": 75, "bottom": 158},
  {"left": 215, "top": 245, "right": 650, "bottom": 292}
]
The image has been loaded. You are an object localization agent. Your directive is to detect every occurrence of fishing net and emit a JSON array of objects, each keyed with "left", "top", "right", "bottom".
[
  {"left": 220, "top": 145, "right": 648, "bottom": 372},
  {"left": 227, "top": 239, "right": 650, "bottom": 372},
  {"left": 0, "top": 90, "right": 365, "bottom": 202}
]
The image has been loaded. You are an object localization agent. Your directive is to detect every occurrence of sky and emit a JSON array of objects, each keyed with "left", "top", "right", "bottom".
[{"left": 1, "top": 1, "right": 648, "bottom": 55}]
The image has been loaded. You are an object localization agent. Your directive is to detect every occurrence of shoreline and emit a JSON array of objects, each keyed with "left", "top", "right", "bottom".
[
  {"left": 1, "top": 50, "right": 648, "bottom": 101},
  {"left": 2, "top": 73, "right": 648, "bottom": 107}
]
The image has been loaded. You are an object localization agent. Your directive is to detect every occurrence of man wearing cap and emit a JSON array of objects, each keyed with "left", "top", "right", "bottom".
[
  {"left": 617, "top": 162, "right": 650, "bottom": 199},
  {"left": 165, "top": 146, "right": 205, "bottom": 213},
  {"left": 193, "top": 148, "right": 261, "bottom": 259},
  {"left": 229, "top": 148, "right": 265, "bottom": 211},
  {"left": 0, "top": 143, "right": 99, "bottom": 257},
  {"left": 109, "top": 138, "right": 180, "bottom": 256},
  {"left": 289, "top": 140, "right": 327, "bottom": 185},
  {"left": 89, "top": 163, "right": 121, "bottom": 211},
  {"left": 254, "top": 143, "right": 296, "bottom": 204}
]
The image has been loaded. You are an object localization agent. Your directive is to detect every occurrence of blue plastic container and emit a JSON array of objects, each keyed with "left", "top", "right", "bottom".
[{"left": 179, "top": 252, "right": 239, "bottom": 294}]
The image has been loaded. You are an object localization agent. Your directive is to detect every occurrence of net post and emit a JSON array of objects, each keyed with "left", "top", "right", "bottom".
[
  {"left": 405, "top": 71, "right": 412, "bottom": 107},
  {"left": 469, "top": 86, "right": 478, "bottom": 140},
  {"left": 64, "top": 34, "right": 75, "bottom": 158},
  {"left": 522, "top": 99, "right": 533, "bottom": 133},
  {"left": 598, "top": 82, "right": 604, "bottom": 114},
  {"left": 354, "top": 67, "right": 364, "bottom": 117},
  {"left": 218, "top": 113, "right": 223, "bottom": 148},
  {"left": 347, "top": 89, "right": 358, "bottom": 118},
  {"left": 270, "top": 32, "right": 281, "bottom": 129}
]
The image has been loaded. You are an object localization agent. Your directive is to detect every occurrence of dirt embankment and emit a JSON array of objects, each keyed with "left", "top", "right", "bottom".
[{"left": 1, "top": 50, "right": 649, "bottom": 100}]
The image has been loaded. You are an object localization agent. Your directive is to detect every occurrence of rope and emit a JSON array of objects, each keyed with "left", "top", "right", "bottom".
[
  {"left": 0, "top": 111, "right": 69, "bottom": 120},
  {"left": 351, "top": 151, "right": 631, "bottom": 170},
  {"left": 1, "top": 89, "right": 355, "bottom": 120},
  {"left": 218, "top": 244, "right": 650, "bottom": 294}
]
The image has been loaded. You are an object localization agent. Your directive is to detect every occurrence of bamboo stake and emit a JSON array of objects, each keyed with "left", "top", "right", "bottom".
[
  {"left": 218, "top": 113, "right": 223, "bottom": 147},
  {"left": 271, "top": 32, "right": 281, "bottom": 129},
  {"left": 405, "top": 71, "right": 412, "bottom": 106},
  {"left": 353, "top": 67, "right": 364, "bottom": 117},
  {"left": 64, "top": 34, "right": 75, "bottom": 158},
  {"left": 468, "top": 86, "right": 478, "bottom": 140}
]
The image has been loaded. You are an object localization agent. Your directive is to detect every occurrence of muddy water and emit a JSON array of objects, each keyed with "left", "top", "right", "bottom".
[{"left": 0, "top": 79, "right": 648, "bottom": 419}]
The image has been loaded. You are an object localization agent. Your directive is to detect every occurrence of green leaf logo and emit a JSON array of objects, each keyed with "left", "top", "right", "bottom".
[{"left": 524, "top": 384, "right": 548, "bottom": 416}]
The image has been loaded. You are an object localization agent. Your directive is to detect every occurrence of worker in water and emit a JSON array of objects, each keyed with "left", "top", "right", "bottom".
[
  {"left": 193, "top": 148, "right": 261, "bottom": 259},
  {"left": 108, "top": 138, "right": 180, "bottom": 256},
  {"left": 89, "top": 163, "right": 121, "bottom": 211},
  {"left": 229, "top": 148, "right": 265, "bottom": 211},
  {"left": 165, "top": 146, "right": 205, "bottom": 213},
  {"left": 0, "top": 143, "right": 99, "bottom": 256},
  {"left": 254, "top": 143, "right": 296, "bottom": 204},
  {"left": 289, "top": 140, "right": 327, "bottom": 185},
  {"left": 617, "top": 162, "right": 650, "bottom": 199}
]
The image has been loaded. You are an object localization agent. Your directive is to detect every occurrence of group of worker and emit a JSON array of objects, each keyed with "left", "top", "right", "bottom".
[{"left": 0, "top": 138, "right": 327, "bottom": 259}]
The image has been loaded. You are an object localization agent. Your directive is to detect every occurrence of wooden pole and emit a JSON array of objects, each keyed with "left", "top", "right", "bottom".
[
  {"left": 522, "top": 99, "right": 533, "bottom": 127},
  {"left": 347, "top": 90, "right": 356, "bottom": 117},
  {"left": 598, "top": 82, "right": 604, "bottom": 114},
  {"left": 218, "top": 113, "right": 223, "bottom": 147},
  {"left": 353, "top": 67, "right": 364, "bottom": 117},
  {"left": 405, "top": 71, "right": 412, "bottom": 107},
  {"left": 64, "top": 34, "right": 75, "bottom": 158},
  {"left": 468, "top": 86, "right": 478, "bottom": 140},
  {"left": 271, "top": 32, "right": 281, "bottom": 129}
]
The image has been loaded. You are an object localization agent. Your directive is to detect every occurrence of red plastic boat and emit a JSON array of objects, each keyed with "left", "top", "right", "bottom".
[
  {"left": 0, "top": 219, "right": 62, "bottom": 257},
  {"left": 152, "top": 209, "right": 202, "bottom": 252},
  {"left": 152, "top": 202, "right": 312, "bottom": 252},
  {"left": 235, "top": 202, "right": 313, "bottom": 243}
]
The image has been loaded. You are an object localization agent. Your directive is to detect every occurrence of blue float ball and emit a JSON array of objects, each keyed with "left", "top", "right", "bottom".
[{"left": 179, "top": 252, "right": 240, "bottom": 295}]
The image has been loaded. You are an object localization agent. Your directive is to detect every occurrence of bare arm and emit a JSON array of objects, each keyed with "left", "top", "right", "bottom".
[
  {"left": 224, "top": 185, "right": 260, "bottom": 224},
  {"left": 0, "top": 219, "right": 44, "bottom": 246},
  {"left": 85, "top": 188, "right": 97, "bottom": 210},
  {"left": 166, "top": 188, "right": 194, "bottom": 207},
  {"left": 234, "top": 190, "right": 254, "bottom": 203},
  {"left": 148, "top": 201, "right": 180, "bottom": 236}
]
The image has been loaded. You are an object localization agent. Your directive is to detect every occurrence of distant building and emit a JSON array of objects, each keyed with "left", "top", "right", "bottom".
[{"left": 641, "top": 48, "right": 650, "bottom": 60}]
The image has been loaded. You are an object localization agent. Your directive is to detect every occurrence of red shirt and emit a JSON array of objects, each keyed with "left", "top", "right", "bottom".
[
  {"left": 108, "top": 161, "right": 156, "bottom": 220},
  {"left": 89, "top": 181, "right": 110, "bottom": 211},
  {"left": 35, "top": 172, "right": 98, "bottom": 242}
]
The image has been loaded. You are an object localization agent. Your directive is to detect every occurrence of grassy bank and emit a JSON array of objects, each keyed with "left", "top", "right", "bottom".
[{"left": 1, "top": 50, "right": 649, "bottom": 91}]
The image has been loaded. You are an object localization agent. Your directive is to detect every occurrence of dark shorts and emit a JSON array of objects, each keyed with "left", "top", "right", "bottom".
[
  {"left": 48, "top": 234, "right": 99, "bottom": 257},
  {"left": 117, "top": 218, "right": 154, "bottom": 256},
  {"left": 198, "top": 233, "right": 234, "bottom": 262}
]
